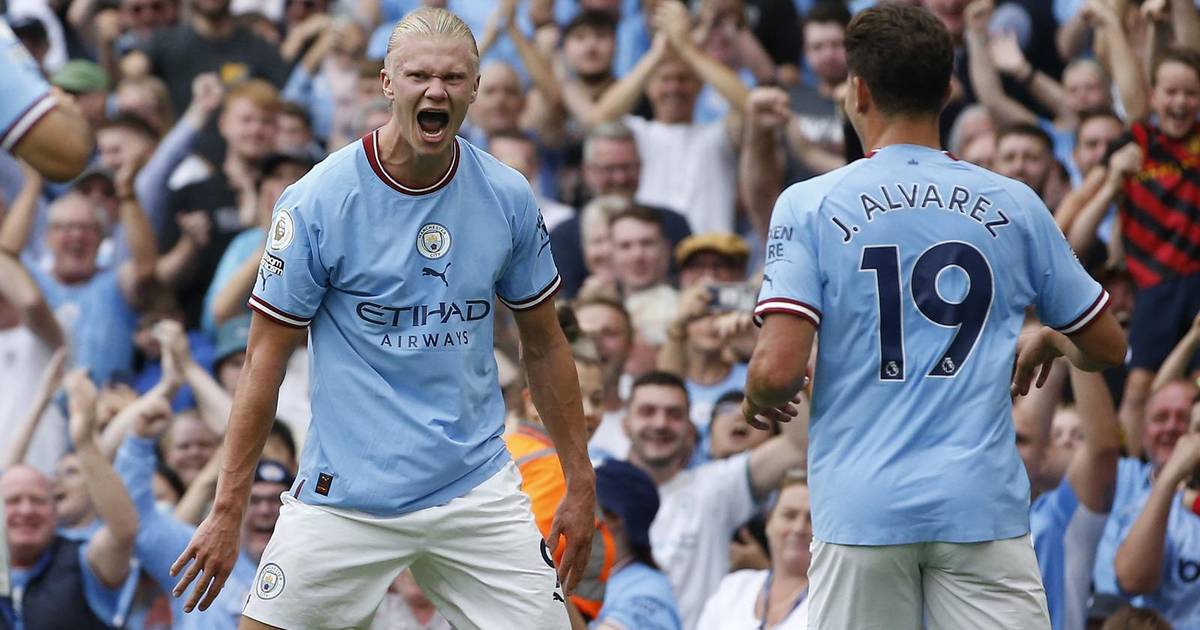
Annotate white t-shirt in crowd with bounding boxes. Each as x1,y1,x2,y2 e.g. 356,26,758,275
651,452,757,630
589,408,630,462
695,570,810,630
624,115,737,235
0,327,66,474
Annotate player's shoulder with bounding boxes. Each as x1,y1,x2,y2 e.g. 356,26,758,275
777,159,874,216
277,140,362,218
457,137,534,204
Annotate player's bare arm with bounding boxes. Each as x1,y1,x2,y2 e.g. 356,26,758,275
743,314,813,430
513,298,596,595
1011,312,1125,396
170,313,305,613
12,93,94,182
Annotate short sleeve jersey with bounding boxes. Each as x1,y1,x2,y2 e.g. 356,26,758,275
592,562,682,630
757,145,1108,546
1111,493,1200,628
250,132,559,516
0,19,54,152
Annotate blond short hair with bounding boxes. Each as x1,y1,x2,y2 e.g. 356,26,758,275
385,7,479,69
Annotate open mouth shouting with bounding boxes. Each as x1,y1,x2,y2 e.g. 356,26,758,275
416,109,451,144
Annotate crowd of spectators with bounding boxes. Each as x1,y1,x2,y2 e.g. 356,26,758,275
0,0,1199,628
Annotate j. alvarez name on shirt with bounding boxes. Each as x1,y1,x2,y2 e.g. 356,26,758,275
357,299,491,349
830,183,1013,244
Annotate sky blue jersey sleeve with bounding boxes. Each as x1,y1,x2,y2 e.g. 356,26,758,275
1017,184,1109,334
249,189,329,327
0,19,55,153
115,435,202,589
755,184,824,328
77,539,138,627
495,191,560,311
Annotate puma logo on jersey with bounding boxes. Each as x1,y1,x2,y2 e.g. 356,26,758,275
422,262,451,287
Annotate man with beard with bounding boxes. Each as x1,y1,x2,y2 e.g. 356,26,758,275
622,371,806,629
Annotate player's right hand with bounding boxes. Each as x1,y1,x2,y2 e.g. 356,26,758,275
1010,326,1063,397
170,508,243,613
741,392,804,431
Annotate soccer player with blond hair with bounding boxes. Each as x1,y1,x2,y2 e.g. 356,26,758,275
170,7,594,629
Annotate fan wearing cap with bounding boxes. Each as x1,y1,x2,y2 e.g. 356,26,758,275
114,396,291,629
51,60,111,129
660,232,754,436
0,18,93,181
591,459,682,630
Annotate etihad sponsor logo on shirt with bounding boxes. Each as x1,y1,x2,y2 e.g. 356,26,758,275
355,299,491,328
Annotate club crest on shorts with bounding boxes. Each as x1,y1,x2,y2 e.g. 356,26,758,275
417,223,451,259
269,209,295,251
257,563,286,600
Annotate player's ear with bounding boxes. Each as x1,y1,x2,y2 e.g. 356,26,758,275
380,67,394,100
470,73,480,104
853,76,871,115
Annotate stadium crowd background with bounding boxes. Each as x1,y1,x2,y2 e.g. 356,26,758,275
0,0,1198,628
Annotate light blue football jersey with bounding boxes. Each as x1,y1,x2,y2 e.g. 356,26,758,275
1031,478,1108,630
757,144,1109,545
1111,493,1200,628
249,131,559,516
0,19,55,153
1093,457,1155,596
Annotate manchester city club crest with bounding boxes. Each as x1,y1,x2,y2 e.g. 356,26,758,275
416,223,451,259
257,563,286,600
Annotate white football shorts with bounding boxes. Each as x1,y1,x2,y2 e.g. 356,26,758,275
242,461,570,629
808,534,1050,630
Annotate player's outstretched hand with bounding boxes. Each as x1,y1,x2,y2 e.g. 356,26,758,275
741,393,804,431
548,479,596,595
170,507,243,613
1010,326,1065,397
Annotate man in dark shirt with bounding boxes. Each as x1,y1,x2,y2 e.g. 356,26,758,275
128,0,287,113
551,121,691,298
159,80,280,328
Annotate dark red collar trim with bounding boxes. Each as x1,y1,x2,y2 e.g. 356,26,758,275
362,129,459,195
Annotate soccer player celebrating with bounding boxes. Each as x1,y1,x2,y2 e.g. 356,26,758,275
170,7,594,629
745,5,1126,629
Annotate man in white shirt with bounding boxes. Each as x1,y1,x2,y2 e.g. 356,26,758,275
624,371,806,629
0,249,65,473
592,1,749,234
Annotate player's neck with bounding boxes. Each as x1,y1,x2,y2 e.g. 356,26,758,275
376,122,456,190
858,114,942,154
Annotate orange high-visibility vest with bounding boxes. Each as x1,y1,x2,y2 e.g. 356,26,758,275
505,423,615,619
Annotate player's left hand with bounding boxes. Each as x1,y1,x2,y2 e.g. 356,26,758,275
741,392,804,431
548,479,596,595
1010,326,1064,397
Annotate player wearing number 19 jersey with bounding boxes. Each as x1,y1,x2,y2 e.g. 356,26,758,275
744,5,1126,629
